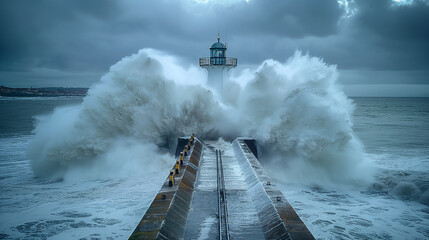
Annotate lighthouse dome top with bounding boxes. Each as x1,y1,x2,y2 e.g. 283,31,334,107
210,36,226,49
210,42,226,49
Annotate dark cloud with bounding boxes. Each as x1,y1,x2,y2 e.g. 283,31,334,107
239,0,342,37
0,0,121,71
0,0,343,71
0,0,428,89
346,0,429,70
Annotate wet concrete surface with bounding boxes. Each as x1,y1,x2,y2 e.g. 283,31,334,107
131,138,314,239
184,142,265,239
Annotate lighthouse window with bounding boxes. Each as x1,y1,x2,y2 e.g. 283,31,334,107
212,50,224,57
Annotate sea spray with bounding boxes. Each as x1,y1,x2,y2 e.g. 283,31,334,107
28,49,234,178
27,48,372,185
234,53,372,185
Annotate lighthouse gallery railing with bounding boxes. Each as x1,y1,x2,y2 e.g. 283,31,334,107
199,57,237,67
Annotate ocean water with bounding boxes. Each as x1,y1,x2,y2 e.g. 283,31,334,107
0,97,169,239
269,97,429,239
0,96,428,239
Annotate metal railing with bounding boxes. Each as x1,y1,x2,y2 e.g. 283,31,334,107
216,149,230,240
199,57,237,67
216,150,222,239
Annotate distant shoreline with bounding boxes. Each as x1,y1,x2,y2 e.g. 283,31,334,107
1,86,427,98
0,86,88,97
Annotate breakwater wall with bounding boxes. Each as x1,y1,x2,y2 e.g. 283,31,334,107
129,137,202,240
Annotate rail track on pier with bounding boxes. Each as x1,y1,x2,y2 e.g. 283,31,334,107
216,149,230,240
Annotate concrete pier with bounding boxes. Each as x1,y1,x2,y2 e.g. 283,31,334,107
130,137,314,240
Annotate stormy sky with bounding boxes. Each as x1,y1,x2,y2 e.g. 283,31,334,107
0,0,428,96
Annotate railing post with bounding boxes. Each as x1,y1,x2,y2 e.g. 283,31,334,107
180,152,184,165
169,170,175,187
175,160,180,174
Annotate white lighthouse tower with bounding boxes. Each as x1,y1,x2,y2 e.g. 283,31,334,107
199,35,237,93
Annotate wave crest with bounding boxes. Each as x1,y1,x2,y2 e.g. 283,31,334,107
28,49,371,184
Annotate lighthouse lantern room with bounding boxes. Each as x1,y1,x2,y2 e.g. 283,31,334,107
199,35,237,93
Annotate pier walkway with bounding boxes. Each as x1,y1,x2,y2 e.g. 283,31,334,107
129,137,314,240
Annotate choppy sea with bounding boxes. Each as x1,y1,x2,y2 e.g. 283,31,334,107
0,96,428,239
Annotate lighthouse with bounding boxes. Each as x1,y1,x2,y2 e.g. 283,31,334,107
199,35,237,93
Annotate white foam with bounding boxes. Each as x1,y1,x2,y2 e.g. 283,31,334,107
27,49,371,186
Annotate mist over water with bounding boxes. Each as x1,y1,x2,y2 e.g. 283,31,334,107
27,48,371,186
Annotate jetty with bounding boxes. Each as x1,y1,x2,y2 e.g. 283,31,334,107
129,136,315,240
